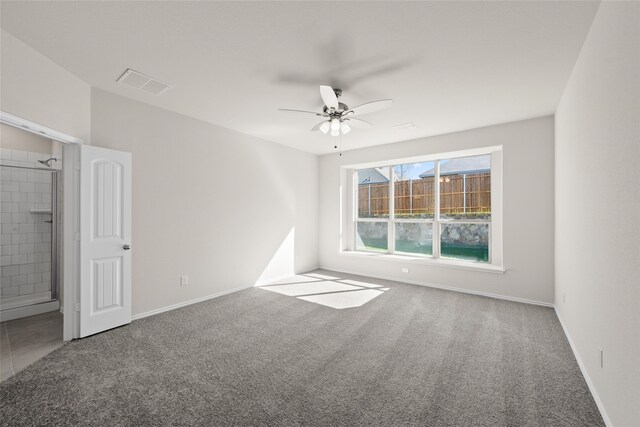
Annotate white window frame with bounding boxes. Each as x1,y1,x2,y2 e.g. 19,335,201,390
347,146,503,269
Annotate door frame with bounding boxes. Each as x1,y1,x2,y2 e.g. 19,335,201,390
62,143,81,340
0,112,84,341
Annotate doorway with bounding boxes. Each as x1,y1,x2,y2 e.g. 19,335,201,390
0,123,64,381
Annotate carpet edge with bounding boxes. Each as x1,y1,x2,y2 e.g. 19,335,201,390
555,307,612,426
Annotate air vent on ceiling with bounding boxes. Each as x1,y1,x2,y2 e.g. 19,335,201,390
116,68,171,95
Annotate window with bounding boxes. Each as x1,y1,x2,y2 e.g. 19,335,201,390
353,151,498,265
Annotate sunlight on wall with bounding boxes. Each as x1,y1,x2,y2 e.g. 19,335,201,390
258,273,390,309
255,228,295,286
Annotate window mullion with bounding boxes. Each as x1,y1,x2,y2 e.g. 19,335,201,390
353,169,357,251
434,160,441,259
388,166,395,254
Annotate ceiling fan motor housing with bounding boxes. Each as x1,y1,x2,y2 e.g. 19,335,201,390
323,102,349,116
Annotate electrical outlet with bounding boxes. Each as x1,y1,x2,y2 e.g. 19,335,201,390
180,275,188,286
401,268,409,273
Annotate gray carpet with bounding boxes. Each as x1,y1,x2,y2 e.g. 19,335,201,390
1,270,603,426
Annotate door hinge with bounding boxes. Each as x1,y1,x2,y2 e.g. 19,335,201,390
74,302,80,312
74,161,81,171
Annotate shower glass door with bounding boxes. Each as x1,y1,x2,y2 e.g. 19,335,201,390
0,165,58,311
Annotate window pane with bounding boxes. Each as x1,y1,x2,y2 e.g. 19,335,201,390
394,222,433,256
393,161,435,219
356,168,389,218
441,223,489,262
355,222,388,252
439,154,491,220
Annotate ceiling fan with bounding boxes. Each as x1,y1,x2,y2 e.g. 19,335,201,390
279,85,393,136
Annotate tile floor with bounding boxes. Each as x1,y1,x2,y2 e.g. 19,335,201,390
0,311,63,382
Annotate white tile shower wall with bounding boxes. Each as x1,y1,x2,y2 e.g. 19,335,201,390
0,148,57,301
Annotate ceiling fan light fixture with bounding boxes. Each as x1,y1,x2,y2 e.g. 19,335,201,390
279,85,393,138
319,121,331,134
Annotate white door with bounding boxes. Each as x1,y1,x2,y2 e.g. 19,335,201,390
80,145,132,337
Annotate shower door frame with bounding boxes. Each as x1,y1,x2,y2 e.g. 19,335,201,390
0,164,60,317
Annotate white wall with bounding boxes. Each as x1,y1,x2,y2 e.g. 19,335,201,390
0,124,52,154
90,89,318,316
555,2,640,425
0,30,91,143
319,116,555,304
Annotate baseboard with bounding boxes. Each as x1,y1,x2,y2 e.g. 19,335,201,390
0,300,60,322
554,308,612,426
131,284,254,321
320,266,554,307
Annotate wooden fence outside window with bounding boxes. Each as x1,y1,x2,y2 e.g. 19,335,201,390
358,172,491,218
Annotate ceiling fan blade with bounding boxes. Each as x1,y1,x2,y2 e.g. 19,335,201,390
345,99,393,116
320,85,339,109
345,117,373,129
278,108,324,116
311,120,329,131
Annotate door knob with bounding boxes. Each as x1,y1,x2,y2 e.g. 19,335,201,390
123,244,131,250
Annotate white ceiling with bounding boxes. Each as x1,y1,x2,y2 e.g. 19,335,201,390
0,1,599,155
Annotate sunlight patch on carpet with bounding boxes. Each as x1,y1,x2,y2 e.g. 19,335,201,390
258,274,390,308
297,289,385,309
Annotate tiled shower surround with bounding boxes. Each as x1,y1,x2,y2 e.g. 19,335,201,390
0,149,59,308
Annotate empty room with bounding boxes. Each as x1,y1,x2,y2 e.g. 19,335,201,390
0,1,638,426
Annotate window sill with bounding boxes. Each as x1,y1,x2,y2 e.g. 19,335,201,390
338,250,506,274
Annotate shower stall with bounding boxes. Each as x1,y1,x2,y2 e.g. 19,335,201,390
0,161,60,320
